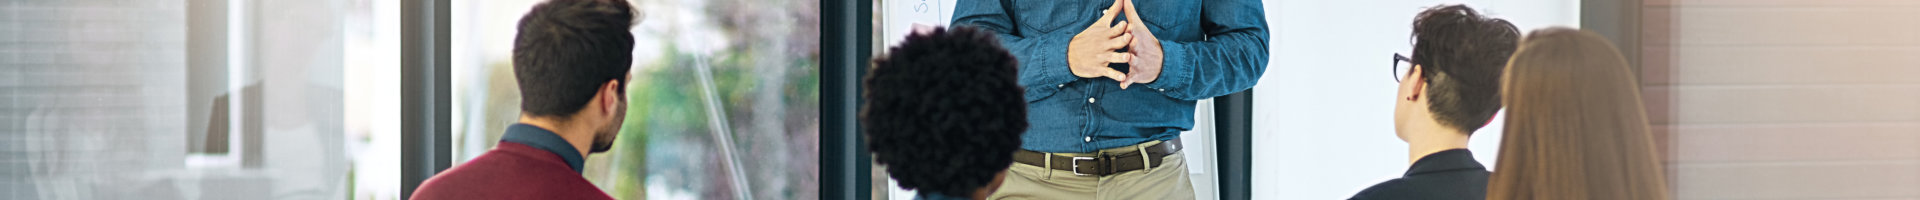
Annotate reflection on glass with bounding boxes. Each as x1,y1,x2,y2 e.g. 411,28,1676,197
0,0,400,199
450,0,819,199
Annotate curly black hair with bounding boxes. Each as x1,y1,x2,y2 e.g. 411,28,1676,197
1410,4,1520,135
861,26,1027,197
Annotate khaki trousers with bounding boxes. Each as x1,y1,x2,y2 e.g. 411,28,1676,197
989,141,1196,200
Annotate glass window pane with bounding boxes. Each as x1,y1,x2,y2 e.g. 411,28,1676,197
450,0,820,199
0,0,401,199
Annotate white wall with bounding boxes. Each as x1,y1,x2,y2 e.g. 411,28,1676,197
1252,0,1576,199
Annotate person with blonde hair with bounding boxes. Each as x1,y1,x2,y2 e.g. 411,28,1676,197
1488,27,1672,200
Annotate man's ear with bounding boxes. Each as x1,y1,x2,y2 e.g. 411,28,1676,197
599,79,621,116
1408,65,1427,100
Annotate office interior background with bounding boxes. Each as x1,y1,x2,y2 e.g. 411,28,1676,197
0,0,1914,199
2,0,818,199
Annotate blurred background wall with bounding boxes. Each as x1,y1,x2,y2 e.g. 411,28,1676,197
1,0,195,199
0,0,402,199
1643,0,1920,199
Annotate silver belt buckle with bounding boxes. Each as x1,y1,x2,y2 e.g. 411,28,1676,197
1070,156,1096,176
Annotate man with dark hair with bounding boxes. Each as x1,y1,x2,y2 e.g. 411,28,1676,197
410,0,636,199
864,26,1027,200
1351,4,1518,200
950,0,1267,198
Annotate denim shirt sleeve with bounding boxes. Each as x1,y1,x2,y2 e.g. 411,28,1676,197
1142,0,1269,101
952,0,1078,102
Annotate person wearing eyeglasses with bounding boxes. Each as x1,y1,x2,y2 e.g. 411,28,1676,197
949,0,1267,198
1349,4,1518,200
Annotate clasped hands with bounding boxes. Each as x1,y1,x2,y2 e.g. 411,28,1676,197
1068,0,1163,89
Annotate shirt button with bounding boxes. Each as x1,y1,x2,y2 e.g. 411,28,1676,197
1057,84,1064,88
1088,98,1097,103
1084,137,1092,142
1157,88,1166,92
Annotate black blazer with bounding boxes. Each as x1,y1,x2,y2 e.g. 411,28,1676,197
1348,149,1490,200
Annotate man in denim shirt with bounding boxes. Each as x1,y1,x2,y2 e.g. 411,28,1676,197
953,0,1266,198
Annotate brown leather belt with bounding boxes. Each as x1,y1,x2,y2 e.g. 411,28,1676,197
1012,139,1182,177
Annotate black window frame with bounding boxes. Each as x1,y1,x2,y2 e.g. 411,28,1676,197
399,0,451,199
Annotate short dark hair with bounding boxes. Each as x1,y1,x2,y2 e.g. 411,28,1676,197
512,0,636,118
1410,4,1519,134
861,26,1026,197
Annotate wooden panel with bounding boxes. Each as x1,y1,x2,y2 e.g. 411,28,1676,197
1641,6,1673,46
1655,0,1920,6
1670,46,1920,85
1652,125,1675,163
1671,7,1920,46
1670,123,1920,163
1649,0,1920,198
1671,86,1920,124
1642,86,1673,125
1673,162,1920,199
1638,46,1671,86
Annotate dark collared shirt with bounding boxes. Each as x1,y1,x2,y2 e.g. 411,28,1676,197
952,0,1269,153
409,124,611,200
915,192,972,200
1348,149,1489,200
500,123,586,173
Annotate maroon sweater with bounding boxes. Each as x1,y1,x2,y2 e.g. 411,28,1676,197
410,142,614,200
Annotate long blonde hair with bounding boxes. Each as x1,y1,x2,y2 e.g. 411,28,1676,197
1488,27,1671,200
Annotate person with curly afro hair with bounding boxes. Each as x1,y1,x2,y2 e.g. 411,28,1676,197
863,25,1027,200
